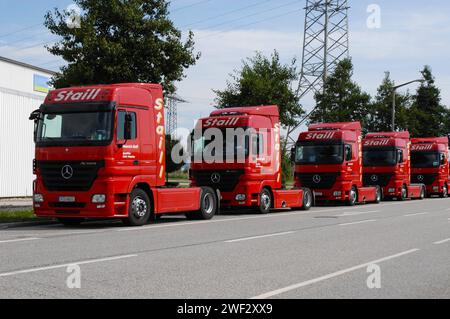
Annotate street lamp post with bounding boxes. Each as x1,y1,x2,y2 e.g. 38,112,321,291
391,79,424,132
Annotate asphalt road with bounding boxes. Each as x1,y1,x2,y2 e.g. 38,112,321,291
0,198,449,299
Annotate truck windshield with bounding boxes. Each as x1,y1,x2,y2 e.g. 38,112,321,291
363,148,397,166
411,152,440,168
192,128,250,162
36,111,113,146
295,143,344,165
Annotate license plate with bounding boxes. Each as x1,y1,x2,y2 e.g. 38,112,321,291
59,196,75,203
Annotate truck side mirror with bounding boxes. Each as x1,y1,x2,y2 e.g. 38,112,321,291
345,145,352,161
29,109,41,121
290,147,296,162
124,113,133,140
440,153,446,165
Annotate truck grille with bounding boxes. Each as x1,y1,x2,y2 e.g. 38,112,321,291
36,161,104,191
191,170,244,192
295,173,340,189
363,173,393,187
411,174,438,185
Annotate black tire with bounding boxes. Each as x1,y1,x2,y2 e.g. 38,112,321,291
258,188,272,214
57,217,84,226
186,187,217,220
399,185,408,201
441,184,448,198
374,186,382,204
300,188,313,211
123,188,151,226
346,186,358,206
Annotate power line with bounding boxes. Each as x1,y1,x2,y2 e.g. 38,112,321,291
195,0,300,32
0,23,43,39
197,7,302,40
171,0,213,13
180,0,272,28
0,30,51,48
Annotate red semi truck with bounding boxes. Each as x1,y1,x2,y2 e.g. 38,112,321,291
29,83,218,226
189,105,313,214
411,137,449,197
293,122,381,206
362,132,426,200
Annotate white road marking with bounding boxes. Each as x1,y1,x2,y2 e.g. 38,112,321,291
0,254,137,278
0,238,41,244
433,238,450,245
251,249,420,299
404,212,429,217
339,220,376,226
117,208,340,232
225,231,296,243
338,210,380,217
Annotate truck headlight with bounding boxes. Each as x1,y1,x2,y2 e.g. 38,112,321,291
433,186,439,192
388,188,395,193
333,191,342,197
92,194,106,204
34,194,44,203
235,194,246,201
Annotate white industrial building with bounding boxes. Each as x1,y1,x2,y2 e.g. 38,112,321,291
0,56,55,198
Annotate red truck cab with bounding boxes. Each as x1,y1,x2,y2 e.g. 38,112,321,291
189,105,312,213
30,83,218,226
411,137,449,197
293,122,381,205
362,132,426,200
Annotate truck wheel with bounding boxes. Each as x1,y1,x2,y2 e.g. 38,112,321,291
186,187,217,220
399,185,408,201
258,188,272,214
375,186,382,203
441,185,448,198
57,218,84,226
346,187,357,206
300,188,313,211
420,186,426,200
123,188,151,226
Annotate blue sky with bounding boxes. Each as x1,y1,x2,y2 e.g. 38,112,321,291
1,0,449,132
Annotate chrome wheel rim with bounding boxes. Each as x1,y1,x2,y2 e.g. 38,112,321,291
261,192,271,210
376,189,381,202
132,196,147,218
350,189,356,204
402,187,407,199
203,193,214,215
304,191,312,208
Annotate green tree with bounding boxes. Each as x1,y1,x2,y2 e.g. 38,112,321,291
407,66,450,137
310,58,371,131
214,51,304,128
44,0,199,93
213,51,304,185
366,72,412,133
165,134,184,177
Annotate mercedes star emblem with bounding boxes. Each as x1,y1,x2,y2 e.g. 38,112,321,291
211,173,221,184
371,175,379,182
417,175,424,182
61,165,74,180
312,175,321,184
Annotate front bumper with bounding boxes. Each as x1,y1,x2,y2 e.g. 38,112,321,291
33,178,127,218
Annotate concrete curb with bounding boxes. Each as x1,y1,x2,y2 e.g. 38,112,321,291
0,219,57,230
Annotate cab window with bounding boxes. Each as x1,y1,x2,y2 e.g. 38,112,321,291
117,111,137,140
